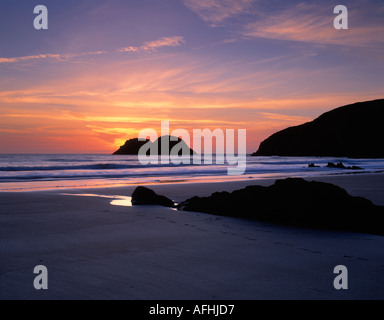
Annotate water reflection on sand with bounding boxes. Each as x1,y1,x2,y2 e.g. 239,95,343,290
61,193,132,207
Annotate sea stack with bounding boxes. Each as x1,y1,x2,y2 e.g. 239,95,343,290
113,135,196,155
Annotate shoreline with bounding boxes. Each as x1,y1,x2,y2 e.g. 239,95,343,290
1,172,384,299
2,171,383,206
1,154,383,193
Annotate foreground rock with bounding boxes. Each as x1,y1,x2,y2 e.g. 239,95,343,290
132,186,174,207
177,178,384,235
252,99,384,158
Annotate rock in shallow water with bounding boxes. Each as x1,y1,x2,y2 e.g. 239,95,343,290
177,178,384,235
131,186,174,207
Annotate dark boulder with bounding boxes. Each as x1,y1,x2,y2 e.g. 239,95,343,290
132,186,174,207
177,178,384,235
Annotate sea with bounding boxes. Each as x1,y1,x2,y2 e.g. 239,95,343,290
0,154,383,192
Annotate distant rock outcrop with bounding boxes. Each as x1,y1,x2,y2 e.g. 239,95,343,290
325,162,363,170
177,178,384,235
252,99,384,158
113,136,196,155
131,186,174,207
307,163,320,168
113,138,149,155
307,162,363,170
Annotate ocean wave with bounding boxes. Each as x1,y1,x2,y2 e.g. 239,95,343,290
0,166,374,183
0,162,196,172
0,154,383,187
0,169,225,182
0,163,137,172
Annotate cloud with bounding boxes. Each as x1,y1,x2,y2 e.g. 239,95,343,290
118,46,140,53
0,51,105,64
243,3,384,47
183,0,255,25
143,36,186,50
119,36,185,53
183,1,384,47
259,112,312,123
0,36,185,64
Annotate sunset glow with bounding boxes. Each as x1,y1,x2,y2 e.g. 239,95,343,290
1,0,383,153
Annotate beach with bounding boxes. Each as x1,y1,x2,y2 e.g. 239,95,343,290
1,173,384,300
2,0,384,303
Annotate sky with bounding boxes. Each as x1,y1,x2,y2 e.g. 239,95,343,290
0,0,383,153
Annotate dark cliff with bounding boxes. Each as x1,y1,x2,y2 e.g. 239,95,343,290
252,99,384,158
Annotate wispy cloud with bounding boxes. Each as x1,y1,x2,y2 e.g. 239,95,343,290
243,3,384,47
119,36,185,53
118,46,141,53
0,51,105,64
142,36,186,51
183,0,255,25
183,0,384,47
0,36,185,64
259,112,312,123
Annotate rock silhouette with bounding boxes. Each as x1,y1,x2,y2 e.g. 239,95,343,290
113,136,196,155
131,186,174,207
308,163,320,168
325,162,363,170
177,178,384,235
252,99,384,158
307,162,363,169
113,138,149,155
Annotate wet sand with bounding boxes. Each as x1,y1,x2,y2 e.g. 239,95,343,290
1,173,384,299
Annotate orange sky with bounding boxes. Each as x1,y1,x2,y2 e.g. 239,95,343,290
1,1,383,153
